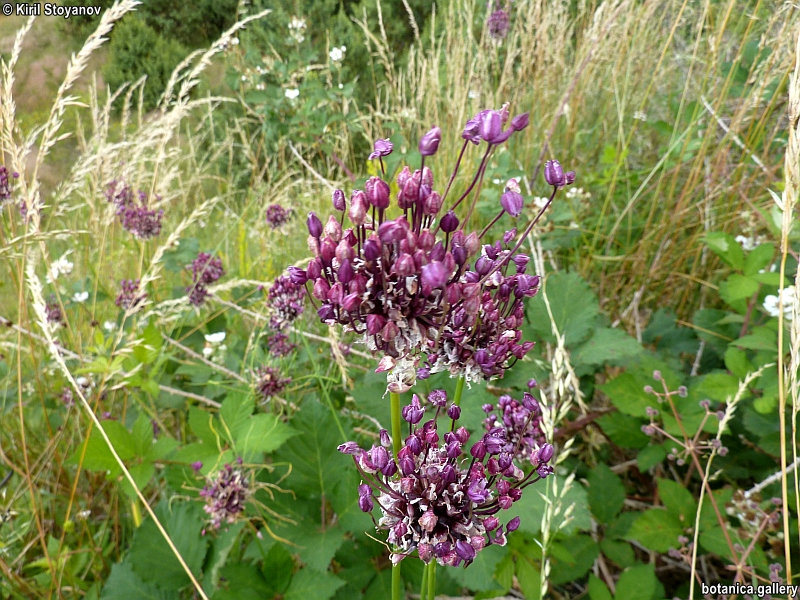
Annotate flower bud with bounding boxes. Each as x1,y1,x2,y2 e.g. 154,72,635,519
307,259,322,281
480,110,503,143
405,434,422,455
485,516,499,532
368,138,393,160
338,260,354,283
544,160,565,187
317,304,334,321
379,219,407,244
313,278,330,300
394,253,416,277
381,460,397,477
366,314,386,335
501,190,524,217
363,237,381,261
475,256,493,276
380,429,391,447
446,440,462,458
447,404,461,420
336,239,354,263
421,261,448,289
381,321,400,341
511,113,530,131
342,292,361,312
287,266,308,285
325,215,342,241
423,191,443,215
470,440,487,459
399,455,415,476
440,210,459,233
307,212,323,237
565,171,576,185
419,126,442,156
349,190,367,225
332,189,346,211
366,176,390,209
370,446,389,470
538,443,554,463
455,540,476,562
337,441,361,454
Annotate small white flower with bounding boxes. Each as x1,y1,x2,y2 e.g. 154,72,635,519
569,222,579,229
103,321,116,332
633,111,647,121
763,286,797,320
241,75,247,81
338,83,343,89
735,235,756,251
76,510,91,520
205,332,226,344
533,196,549,210
72,291,89,303
231,37,239,45
285,88,299,99
202,347,214,357
47,251,74,284
329,46,345,62
492,178,501,185
468,90,480,99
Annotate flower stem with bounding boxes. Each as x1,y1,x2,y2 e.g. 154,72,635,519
454,376,465,406
420,563,429,600
390,391,403,600
427,560,437,599
390,391,402,458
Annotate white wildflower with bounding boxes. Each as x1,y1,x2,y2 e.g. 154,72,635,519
47,251,74,284
329,46,345,62
72,291,89,303
468,90,480,99
205,332,226,344
533,197,549,210
633,111,647,121
285,88,299,100
763,286,797,320
735,235,756,251
103,321,116,332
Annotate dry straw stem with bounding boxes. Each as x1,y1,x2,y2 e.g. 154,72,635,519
777,22,800,586
688,364,773,599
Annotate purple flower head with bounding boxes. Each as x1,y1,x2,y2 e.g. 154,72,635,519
266,204,292,229
307,212,323,238
201,465,249,530
254,366,291,401
0,166,17,204
186,253,224,307
419,126,442,156
265,332,296,357
544,160,567,187
428,389,448,407
45,297,63,327
482,393,546,463
487,8,510,40
346,401,537,567
369,138,394,160
401,394,425,424
115,279,146,311
510,113,529,131
106,181,164,239
191,461,203,472
267,273,306,329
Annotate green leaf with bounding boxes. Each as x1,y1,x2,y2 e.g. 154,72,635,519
587,574,613,600
720,274,760,304
330,468,374,533
549,534,599,585
724,347,753,379
447,543,506,592
636,445,666,471
261,544,294,596
283,568,345,600
234,413,297,462
596,412,649,449
69,422,136,475
363,569,392,600
598,373,652,418
614,564,657,600
572,328,643,367
733,331,778,351
212,561,272,600
695,372,740,403
657,478,697,526
587,464,625,524
274,402,351,499
505,476,591,535
526,272,599,346
626,509,682,553
203,522,245,596
219,392,256,444
119,462,155,499
127,501,208,590
132,413,154,457
292,525,345,572
515,556,541,599
743,243,775,276
189,406,221,448
703,232,744,270
101,562,177,600
600,539,635,568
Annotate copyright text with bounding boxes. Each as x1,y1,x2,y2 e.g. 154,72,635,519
2,3,103,18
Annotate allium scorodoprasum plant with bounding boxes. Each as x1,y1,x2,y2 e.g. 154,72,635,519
338,389,554,567
290,107,573,393
287,107,574,599
105,180,164,240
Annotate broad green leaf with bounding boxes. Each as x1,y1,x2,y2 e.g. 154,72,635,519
234,413,297,461
219,392,256,443
515,556,541,599
703,232,744,270
363,569,393,600
549,534,599,585
69,422,136,475
447,543,506,592
283,568,345,600
292,525,345,572
636,445,666,471
614,564,657,600
505,476,591,535
274,401,350,499
212,561,272,600
119,462,155,499
733,329,779,352
657,478,697,526
598,373,651,417
128,501,208,590
720,274,760,304
724,347,753,379
189,406,220,447
596,412,650,449
572,328,643,367
600,539,635,568
626,509,682,553
132,413,154,457
588,464,625,524
261,544,294,597
203,522,245,596
743,243,775,276
101,562,177,600
526,272,599,346
695,372,740,403
587,574,613,600
144,437,178,462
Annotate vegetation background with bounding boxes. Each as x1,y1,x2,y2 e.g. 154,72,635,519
0,0,798,598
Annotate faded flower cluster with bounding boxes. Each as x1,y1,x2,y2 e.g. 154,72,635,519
267,274,306,330
200,463,249,531
338,389,554,566
187,252,224,307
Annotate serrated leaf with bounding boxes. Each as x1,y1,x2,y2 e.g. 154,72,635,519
657,478,697,526
505,476,591,535
743,243,775,276
219,393,255,444
720,274,760,303
515,556,541,599
703,232,744,270
724,347,753,379
636,445,666,471
274,402,350,499
132,413,154,457
447,543,506,592
732,332,777,351
526,272,599,346
101,562,177,600
283,568,345,600
587,574,613,600
596,412,650,449
572,328,643,366
119,462,155,499
598,373,651,417
261,543,294,596
587,464,625,524
292,525,345,572
69,422,136,475
212,561,272,600
695,372,740,403
189,406,220,447
234,413,297,462
599,539,635,568
549,534,599,585
127,501,208,590
203,522,245,596
626,509,682,553
614,564,657,600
